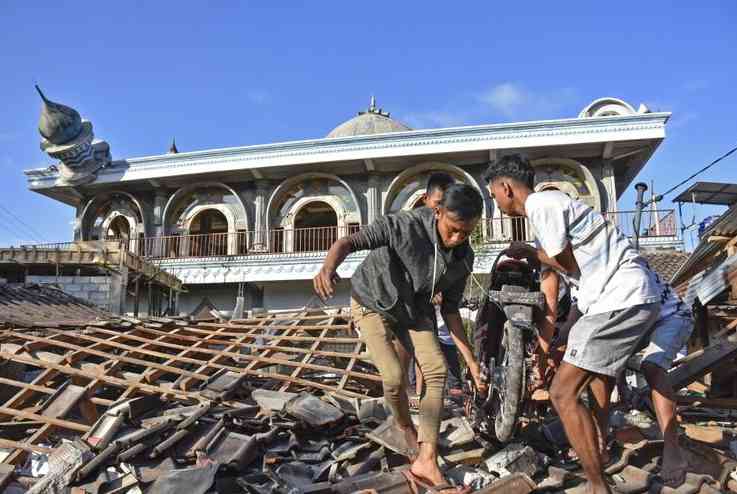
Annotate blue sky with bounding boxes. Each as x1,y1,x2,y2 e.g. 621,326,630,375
1,2,735,249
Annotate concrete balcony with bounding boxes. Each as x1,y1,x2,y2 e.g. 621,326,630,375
132,210,682,284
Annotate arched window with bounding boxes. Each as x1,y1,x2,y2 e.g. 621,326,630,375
293,201,338,252
189,209,229,256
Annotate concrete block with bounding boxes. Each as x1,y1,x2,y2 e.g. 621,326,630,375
484,443,543,478
252,389,297,412
89,294,110,304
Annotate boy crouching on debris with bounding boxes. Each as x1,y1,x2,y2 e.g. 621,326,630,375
484,154,661,494
313,183,486,493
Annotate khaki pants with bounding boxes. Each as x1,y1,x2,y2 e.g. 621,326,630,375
351,298,447,444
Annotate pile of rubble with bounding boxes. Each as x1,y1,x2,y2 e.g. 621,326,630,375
0,286,735,493
4,384,737,493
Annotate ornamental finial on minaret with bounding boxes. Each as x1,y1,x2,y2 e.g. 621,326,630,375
35,85,110,185
36,85,84,146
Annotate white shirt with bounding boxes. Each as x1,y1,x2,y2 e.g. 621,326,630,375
649,268,691,322
435,306,454,345
525,190,659,315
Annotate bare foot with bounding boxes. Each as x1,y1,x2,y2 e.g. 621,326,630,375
660,448,687,487
410,454,445,486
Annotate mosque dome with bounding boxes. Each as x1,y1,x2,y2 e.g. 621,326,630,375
327,97,411,138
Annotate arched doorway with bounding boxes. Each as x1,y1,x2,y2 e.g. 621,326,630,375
106,216,130,242
293,201,338,252
190,209,229,256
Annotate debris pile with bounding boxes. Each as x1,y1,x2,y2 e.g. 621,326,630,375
0,285,735,493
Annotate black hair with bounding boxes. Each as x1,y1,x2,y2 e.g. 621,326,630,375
425,172,455,195
482,154,535,189
440,184,483,221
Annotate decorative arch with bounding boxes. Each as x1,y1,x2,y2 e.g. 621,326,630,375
181,204,237,235
531,158,603,211
80,191,147,252
266,172,363,228
382,162,489,219
101,211,135,239
282,196,348,229
578,97,636,118
289,199,340,252
162,182,249,234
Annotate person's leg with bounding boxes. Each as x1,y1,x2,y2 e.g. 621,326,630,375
351,300,417,449
394,339,413,392
440,343,463,391
550,363,611,494
406,326,448,486
639,315,692,486
588,375,614,464
556,303,661,493
415,362,424,397
641,362,686,483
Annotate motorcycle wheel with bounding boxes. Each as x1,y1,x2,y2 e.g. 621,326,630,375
493,320,525,443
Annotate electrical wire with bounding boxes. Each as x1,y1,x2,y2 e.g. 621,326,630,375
0,210,41,243
656,144,737,203
0,219,35,244
0,204,46,243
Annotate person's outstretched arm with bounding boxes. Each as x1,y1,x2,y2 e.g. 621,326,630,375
313,216,394,302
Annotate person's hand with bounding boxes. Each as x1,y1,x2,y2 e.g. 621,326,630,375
536,335,551,355
506,242,536,261
313,267,339,302
431,292,443,306
467,361,487,395
534,344,562,387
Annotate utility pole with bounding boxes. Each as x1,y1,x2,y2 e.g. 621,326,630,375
633,182,649,250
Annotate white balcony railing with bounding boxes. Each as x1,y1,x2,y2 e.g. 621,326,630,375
128,210,678,261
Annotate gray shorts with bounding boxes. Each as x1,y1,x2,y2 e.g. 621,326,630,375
563,302,661,377
639,314,693,370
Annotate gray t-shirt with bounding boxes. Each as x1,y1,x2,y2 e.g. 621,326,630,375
525,190,659,315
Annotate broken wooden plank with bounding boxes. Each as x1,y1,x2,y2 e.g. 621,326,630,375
0,406,89,432
669,336,737,390
676,396,737,409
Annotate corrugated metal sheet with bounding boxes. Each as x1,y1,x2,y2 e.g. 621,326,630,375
671,202,737,285
699,254,737,304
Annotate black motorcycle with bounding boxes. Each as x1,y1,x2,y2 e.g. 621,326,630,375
466,250,547,443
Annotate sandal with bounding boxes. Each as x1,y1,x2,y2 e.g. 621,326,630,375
657,459,688,488
408,394,420,410
401,470,471,494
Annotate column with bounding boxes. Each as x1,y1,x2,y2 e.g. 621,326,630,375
601,162,617,214
152,190,168,257
366,174,382,225
253,181,270,251
73,206,84,241
109,266,129,315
